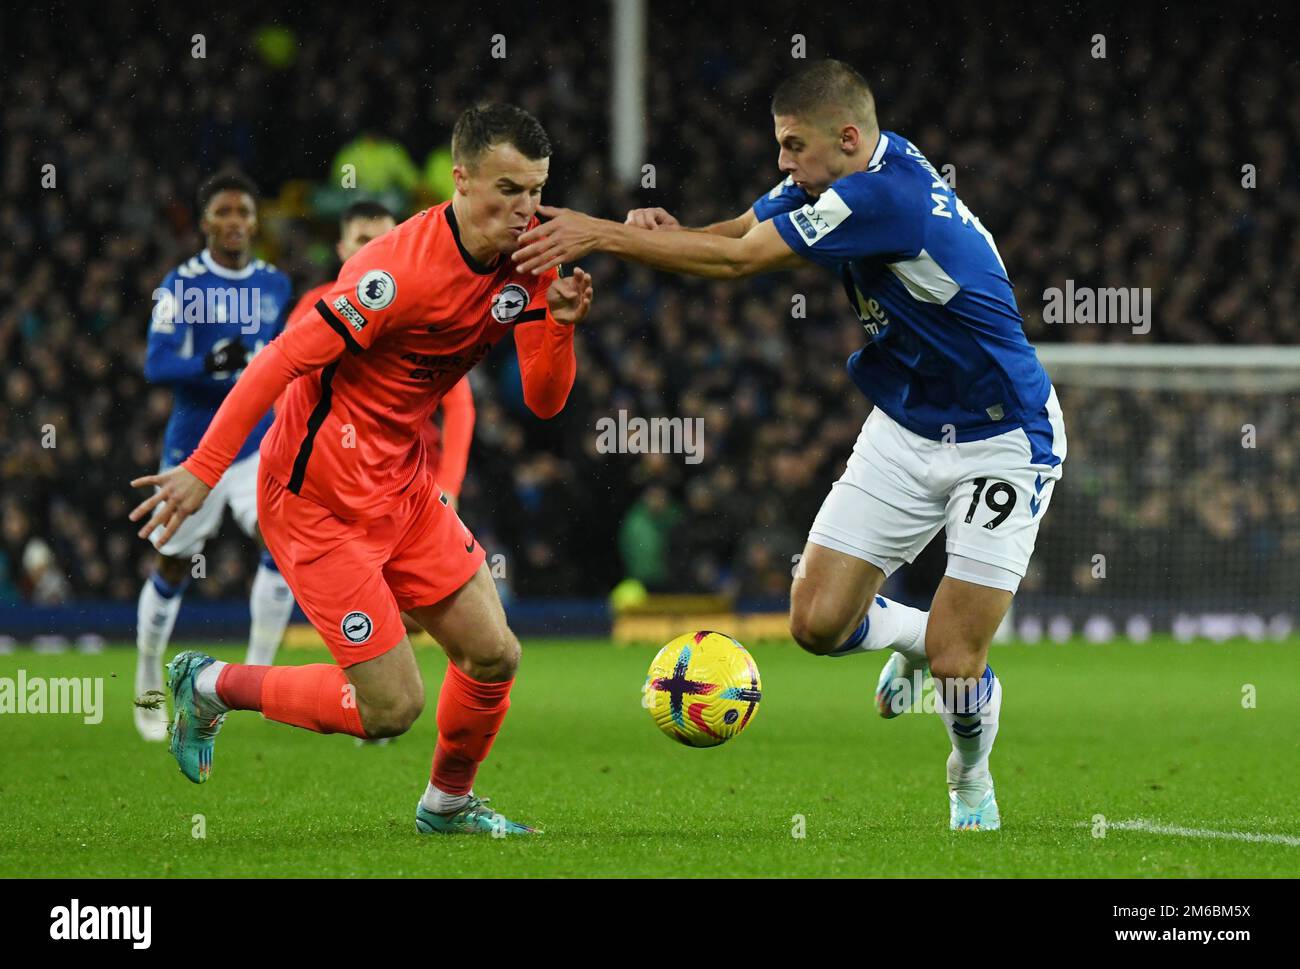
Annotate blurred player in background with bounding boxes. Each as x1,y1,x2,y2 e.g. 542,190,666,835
291,201,476,510
288,200,398,317
131,104,593,835
514,60,1067,832
135,172,296,741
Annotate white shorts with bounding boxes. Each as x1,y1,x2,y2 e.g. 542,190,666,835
150,451,261,559
808,389,1067,593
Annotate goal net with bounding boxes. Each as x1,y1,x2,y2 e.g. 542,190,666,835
1014,345,1300,643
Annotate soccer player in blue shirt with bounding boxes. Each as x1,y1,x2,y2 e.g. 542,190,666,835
513,60,1067,831
135,172,296,741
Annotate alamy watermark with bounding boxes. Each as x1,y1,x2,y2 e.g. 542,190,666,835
0,669,103,724
595,410,704,465
50,899,150,949
1042,280,1151,335
152,278,272,336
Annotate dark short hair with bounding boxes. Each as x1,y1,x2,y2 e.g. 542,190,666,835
340,199,395,232
451,103,551,169
771,59,877,128
196,170,259,215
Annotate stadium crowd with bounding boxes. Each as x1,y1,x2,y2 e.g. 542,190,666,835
3,1,1297,608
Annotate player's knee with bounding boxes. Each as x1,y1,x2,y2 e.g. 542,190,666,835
361,684,425,738
395,696,425,734
364,700,423,738
462,628,520,682
788,609,845,656
927,645,985,685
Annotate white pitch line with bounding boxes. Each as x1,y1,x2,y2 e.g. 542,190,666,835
1104,818,1300,847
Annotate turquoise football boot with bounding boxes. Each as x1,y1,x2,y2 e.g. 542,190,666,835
875,651,928,719
949,786,1001,831
948,757,1001,832
165,651,226,784
415,795,540,836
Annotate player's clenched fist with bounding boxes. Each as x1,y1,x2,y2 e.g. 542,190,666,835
546,266,594,325
129,464,212,548
624,208,681,231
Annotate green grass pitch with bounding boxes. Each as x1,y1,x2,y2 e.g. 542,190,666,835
2,638,1298,877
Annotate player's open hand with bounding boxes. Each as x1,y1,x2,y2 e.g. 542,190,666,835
625,207,681,231
129,465,212,548
546,267,594,325
514,206,604,275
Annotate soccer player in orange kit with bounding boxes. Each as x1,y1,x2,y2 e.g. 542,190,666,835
289,200,477,512
292,202,474,694
130,104,593,835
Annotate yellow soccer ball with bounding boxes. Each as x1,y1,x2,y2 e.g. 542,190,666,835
642,631,762,747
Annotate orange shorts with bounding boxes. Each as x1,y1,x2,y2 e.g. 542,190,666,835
257,468,485,666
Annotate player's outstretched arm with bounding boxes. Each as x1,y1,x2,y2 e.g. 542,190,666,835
129,314,349,547
624,207,757,238
514,206,800,280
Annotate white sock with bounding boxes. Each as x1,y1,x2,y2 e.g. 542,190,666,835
137,574,186,669
934,666,1001,800
421,781,470,816
193,660,230,714
829,596,928,665
246,560,295,666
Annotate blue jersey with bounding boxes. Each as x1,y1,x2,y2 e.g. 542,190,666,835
755,132,1054,454
145,249,292,468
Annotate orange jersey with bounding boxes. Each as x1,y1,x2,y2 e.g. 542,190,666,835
184,201,574,521
288,262,477,498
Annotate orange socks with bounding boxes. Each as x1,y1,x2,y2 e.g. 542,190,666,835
430,662,513,796
215,659,510,758
215,663,269,711
217,662,367,737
